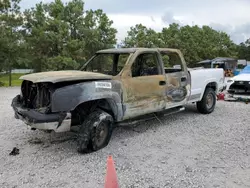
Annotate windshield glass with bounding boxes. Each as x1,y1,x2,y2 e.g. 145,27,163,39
81,53,130,76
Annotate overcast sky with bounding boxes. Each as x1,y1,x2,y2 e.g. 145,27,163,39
20,0,250,44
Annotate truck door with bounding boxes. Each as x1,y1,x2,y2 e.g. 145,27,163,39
159,50,189,108
121,51,167,120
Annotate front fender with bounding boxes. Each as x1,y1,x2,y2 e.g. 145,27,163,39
51,80,123,120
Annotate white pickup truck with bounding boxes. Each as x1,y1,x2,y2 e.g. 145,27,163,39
11,48,225,153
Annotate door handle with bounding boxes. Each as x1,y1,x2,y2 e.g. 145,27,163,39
181,77,187,82
159,81,166,85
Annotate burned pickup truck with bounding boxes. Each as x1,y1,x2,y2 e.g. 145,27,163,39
11,48,225,153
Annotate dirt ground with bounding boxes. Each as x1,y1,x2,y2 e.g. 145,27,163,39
0,87,250,188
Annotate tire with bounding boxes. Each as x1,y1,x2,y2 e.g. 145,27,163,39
77,109,113,154
196,87,216,114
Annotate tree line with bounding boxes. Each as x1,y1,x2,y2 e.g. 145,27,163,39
1,0,250,74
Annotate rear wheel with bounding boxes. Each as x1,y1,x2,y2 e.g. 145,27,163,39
197,88,216,114
77,109,113,154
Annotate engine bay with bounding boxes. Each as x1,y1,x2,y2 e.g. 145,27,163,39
20,80,53,113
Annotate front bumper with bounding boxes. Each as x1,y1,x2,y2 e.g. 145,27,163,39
11,95,72,133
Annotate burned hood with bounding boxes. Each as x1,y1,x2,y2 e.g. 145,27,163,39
19,70,112,83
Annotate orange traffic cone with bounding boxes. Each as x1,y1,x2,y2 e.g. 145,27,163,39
104,156,119,188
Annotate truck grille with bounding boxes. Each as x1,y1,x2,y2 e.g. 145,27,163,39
228,81,250,94
21,81,52,111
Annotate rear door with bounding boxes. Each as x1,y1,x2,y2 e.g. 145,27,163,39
121,51,167,120
159,49,189,108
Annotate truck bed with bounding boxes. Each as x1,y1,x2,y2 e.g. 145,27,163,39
187,68,225,103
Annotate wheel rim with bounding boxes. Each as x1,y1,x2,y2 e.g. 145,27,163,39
206,93,214,109
95,121,109,148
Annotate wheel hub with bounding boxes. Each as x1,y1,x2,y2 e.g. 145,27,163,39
95,122,108,147
206,93,214,109
99,130,105,137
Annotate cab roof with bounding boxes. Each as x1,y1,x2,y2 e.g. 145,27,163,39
96,48,181,54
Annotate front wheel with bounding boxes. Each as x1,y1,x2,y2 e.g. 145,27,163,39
77,109,114,154
196,88,216,114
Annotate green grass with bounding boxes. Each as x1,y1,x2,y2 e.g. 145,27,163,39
0,73,25,87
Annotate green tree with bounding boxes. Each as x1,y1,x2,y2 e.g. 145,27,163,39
124,23,238,66
123,24,162,47
23,0,117,71
23,0,79,71
160,23,182,48
238,39,250,61
83,9,117,59
0,0,23,86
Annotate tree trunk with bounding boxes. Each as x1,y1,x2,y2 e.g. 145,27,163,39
8,63,12,87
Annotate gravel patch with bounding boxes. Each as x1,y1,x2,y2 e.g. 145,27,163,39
0,87,250,188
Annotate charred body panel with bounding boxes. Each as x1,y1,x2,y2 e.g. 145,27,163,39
51,80,124,121
166,87,188,102
11,94,72,132
121,75,167,119
165,72,189,103
12,79,124,122
19,80,89,113
119,49,167,119
116,48,189,119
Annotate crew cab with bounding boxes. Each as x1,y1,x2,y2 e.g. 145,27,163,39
11,48,225,153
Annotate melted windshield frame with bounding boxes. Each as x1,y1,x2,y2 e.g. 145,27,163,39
80,52,132,76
